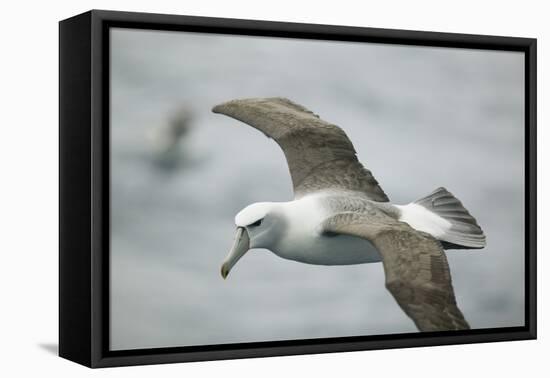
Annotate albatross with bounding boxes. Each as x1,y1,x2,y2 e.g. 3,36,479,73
213,97,486,332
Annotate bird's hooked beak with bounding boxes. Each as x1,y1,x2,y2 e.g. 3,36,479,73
221,227,250,279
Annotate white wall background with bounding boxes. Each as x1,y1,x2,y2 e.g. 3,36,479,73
0,0,546,376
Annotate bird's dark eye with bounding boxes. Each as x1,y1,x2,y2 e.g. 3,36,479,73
249,219,262,227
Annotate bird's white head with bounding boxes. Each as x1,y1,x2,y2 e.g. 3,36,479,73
221,202,285,279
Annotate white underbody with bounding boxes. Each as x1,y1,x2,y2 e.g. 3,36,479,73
265,193,377,265
277,231,383,265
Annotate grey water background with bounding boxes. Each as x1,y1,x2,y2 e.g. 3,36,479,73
110,28,525,350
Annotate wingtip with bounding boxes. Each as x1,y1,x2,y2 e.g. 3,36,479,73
212,99,244,115
211,103,225,114
212,97,297,115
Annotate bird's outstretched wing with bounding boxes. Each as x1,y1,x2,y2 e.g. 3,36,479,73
322,212,470,332
212,97,389,201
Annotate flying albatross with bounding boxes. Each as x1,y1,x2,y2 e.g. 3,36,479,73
212,97,486,332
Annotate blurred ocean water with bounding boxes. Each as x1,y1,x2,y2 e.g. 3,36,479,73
110,28,525,350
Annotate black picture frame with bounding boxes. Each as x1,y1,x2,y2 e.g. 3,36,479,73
59,9,537,368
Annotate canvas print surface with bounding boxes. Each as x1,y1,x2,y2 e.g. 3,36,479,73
109,28,525,351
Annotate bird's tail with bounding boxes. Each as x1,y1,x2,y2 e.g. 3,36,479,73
397,187,486,250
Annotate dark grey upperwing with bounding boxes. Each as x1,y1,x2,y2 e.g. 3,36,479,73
322,212,470,332
212,97,389,201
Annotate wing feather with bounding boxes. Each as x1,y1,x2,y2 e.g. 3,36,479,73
213,97,389,201
322,212,470,332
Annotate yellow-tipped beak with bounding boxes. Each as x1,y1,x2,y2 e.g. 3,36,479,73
220,227,250,279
